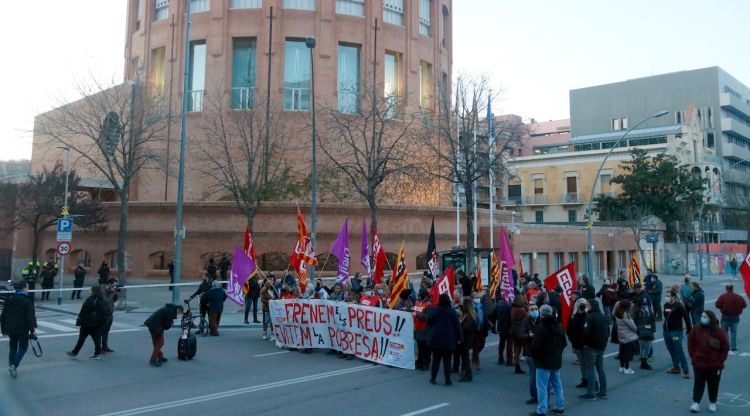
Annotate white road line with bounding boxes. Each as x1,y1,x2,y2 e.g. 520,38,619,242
399,403,450,416
254,351,290,357
603,338,664,358
36,321,77,332
59,319,78,325
98,365,376,416
0,328,144,342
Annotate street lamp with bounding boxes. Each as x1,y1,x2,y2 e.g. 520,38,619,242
306,35,317,283
697,159,746,281
585,110,669,279
56,146,71,306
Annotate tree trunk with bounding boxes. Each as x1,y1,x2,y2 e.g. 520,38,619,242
116,190,129,305
464,183,475,273
368,195,378,233
246,206,255,231
31,228,41,264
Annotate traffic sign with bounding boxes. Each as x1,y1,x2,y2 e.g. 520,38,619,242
57,217,73,242
57,242,71,256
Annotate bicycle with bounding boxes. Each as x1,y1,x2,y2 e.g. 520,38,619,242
182,298,209,337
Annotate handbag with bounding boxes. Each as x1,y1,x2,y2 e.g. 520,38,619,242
707,330,721,350
637,324,654,340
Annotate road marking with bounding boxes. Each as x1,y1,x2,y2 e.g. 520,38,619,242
254,351,290,357
36,321,77,332
98,365,376,416
0,328,144,342
604,338,664,358
59,318,78,325
399,403,449,416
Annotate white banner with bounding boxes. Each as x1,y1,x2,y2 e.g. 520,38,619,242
269,299,415,369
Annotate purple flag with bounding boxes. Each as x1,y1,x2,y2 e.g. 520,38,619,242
331,219,350,284
229,245,256,306
499,226,516,302
360,218,370,276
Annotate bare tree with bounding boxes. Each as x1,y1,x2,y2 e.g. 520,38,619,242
318,77,425,229
195,87,303,228
34,77,171,299
421,73,527,272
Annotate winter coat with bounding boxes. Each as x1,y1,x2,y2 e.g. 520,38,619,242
715,292,747,318
460,313,476,347
647,279,663,300
566,312,587,351
597,283,619,307
426,305,462,351
547,291,563,321
74,266,86,285
246,277,261,298
686,288,705,314
519,316,539,357
260,283,277,312
204,287,227,313
100,285,118,318
413,299,432,341
615,313,639,344
633,307,656,340
144,304,180,335
531,315,567,370
688,323,730,370
680,283,693,303
76,295,105,328
491,300,512,335
583,301,609,350
663,301,692,333
0,292,36,337
510,305,528,337
41,269,55,289
580,283,596,300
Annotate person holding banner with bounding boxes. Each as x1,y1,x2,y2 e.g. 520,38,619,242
427,294,462,386
413,288,433,371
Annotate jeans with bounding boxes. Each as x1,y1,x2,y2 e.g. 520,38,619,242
430,348,452,383
583,346,607,396
536,368,565,414
721,316,739,350
664,330,689,372
72,326,102,356
574,349,586,381
652,299,662,320
8,335,29,368
100,316,113,348
690,310,703,327
244,295,259,322
459,344,472,380
527,357,538,399
498,331,512,362
693,368,722,403
639,340,653,358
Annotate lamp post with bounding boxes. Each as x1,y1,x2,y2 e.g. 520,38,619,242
57,146,71,305
697,159,746,281
172,0,192,305
306,35,317,283
585,110,669,280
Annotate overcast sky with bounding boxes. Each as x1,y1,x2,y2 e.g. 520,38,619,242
2,0,749,161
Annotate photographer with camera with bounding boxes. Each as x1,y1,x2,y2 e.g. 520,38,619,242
1,281,37,378
100,277,119,353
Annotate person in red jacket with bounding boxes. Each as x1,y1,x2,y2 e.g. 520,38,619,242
687,310,729,413
413,288,433,370
715,284,747,352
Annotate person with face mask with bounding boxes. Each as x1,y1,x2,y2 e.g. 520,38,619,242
519,303,540,405
581,299,609,400
687,310,729,413
359,286,382,308
664,290,692,378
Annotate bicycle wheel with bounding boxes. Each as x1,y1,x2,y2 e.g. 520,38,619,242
198,318,209,337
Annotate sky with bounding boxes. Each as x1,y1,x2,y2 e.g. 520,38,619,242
1,0,749,161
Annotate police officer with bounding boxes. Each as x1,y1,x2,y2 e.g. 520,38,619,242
22,262,37,301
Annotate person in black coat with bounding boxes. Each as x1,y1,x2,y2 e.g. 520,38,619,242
40,265,54,301
567,298,589,388
144,303,182,366
1,281,37,378
67,286,105,359
205,281,227,336
188,275,213,319
427,294,462,386
531,305,567,416
581,299,609,399
206,257,218,280
97,261,110,285
458,300,477,382
72,263,86,300
491,297,513,365
219,256,231,281
244,275,261,324
548,286,564,322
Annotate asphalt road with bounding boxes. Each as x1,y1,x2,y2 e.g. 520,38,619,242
2,275,750,416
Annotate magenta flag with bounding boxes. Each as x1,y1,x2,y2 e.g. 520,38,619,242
331,219,350,283
360,218,370,276
499,226,516,302
229,245,256,306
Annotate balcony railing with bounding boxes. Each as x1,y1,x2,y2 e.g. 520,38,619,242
232,86,254,110
524,195,548,205
560,193,582,204
284,87,310,111
188,90,204,112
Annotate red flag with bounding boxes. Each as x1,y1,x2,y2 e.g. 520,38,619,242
372,226,386,285
739,251,750,300
430,265,455,302
387,242,408,309
518,256,524,278
290,208,317,292
488,252,500,298
243,226,257,263
543,262,577,330
475,258,483,292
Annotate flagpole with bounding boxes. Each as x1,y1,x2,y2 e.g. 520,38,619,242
473,114,478,255
455,110,460,247
488,93,494,251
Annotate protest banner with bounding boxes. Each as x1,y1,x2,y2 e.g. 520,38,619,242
268,299,415,369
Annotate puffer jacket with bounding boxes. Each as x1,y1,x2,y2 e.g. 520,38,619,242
615,313,639,344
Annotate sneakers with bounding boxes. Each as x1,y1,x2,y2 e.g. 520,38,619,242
525,398,538,405
618,367,625,373
579,394,597,401
158,357,168,363
66,351,77,358
690,402,700,413
708,403,717,412
596,393,608,400
90,354,102,360
623,368,635,375
8,365,17,379
149,360,162,367
262,334,268,340
575,380,588,388
683,371,691,379
667,367,681,374
243,320,249,325
102,347,114,353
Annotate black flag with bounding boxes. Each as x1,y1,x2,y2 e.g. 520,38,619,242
427,217,439,277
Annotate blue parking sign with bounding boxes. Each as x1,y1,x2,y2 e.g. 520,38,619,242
57,217,73,242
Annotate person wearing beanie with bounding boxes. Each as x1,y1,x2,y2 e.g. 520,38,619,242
530,304,567,416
